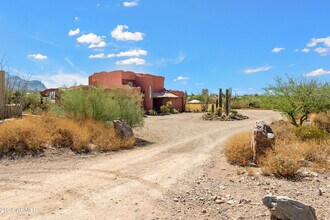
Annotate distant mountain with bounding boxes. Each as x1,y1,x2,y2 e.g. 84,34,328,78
5,74,47,92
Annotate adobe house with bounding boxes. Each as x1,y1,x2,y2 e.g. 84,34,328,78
89,70,185,112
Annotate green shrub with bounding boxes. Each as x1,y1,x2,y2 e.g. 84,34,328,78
293,125,328,141
166,101,173,110
216,107,222,116
160,105,170,114
60,87,144,127
147,109,157,116
172,109,179,114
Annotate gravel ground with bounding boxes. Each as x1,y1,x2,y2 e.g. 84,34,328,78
0,110,328,219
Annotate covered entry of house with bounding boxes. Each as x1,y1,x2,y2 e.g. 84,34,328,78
153,90,183,112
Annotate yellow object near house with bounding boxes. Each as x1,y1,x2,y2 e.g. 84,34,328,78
185,100,214,112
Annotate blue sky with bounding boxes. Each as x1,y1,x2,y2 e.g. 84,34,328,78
0,0,329,94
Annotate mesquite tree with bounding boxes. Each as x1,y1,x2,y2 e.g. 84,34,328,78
265,75,330,126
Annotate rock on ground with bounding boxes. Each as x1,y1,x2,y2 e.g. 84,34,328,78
262,195,317,220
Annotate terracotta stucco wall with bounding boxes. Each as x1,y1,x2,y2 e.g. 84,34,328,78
169,90,185,112
89,71,123,88
88,70,186,111
135,75,154,110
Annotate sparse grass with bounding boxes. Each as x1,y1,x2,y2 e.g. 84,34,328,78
0,114,136,158
223,131,253,166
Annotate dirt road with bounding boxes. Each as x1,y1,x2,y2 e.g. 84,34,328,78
0,110,281,219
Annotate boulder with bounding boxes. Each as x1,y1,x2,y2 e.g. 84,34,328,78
262,196,317,220
252,121,275,163
113,118,134,139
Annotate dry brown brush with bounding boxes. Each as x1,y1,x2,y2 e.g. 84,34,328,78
0,115,136,158
224,121,329,178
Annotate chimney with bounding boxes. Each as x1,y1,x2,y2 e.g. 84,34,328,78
0,70,5,119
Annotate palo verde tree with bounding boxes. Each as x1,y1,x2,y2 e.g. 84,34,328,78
265,75,330,126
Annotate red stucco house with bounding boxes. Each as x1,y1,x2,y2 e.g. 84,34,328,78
89,70,185,112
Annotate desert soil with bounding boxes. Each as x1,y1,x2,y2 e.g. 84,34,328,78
0,110,329,220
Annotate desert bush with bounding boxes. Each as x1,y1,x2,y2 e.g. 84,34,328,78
166,101,173,111
224,119,329,178
147,109,157,116
229,110,238,118
0,117,50,157
110,88,144,126
0,114,137,157
311,111,330,132
270,120,296,143
223,131,253,166
293,125,328,141
260,144,301,178
83,119,135,151
51,118,90,153
60,87,144,127
160,105,170,114
298,141,330,165
172,109,179,114
216,107,222,116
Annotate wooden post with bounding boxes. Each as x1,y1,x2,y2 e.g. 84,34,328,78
215,99,218,108
0,70,5,119
211,104,214,113
219,88,222,109
225,89,229,116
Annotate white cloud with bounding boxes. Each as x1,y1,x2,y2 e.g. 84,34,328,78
28,54,48,60
196,82,204,86
272,47,285,53
174,76,189,81
89,53,105,59
77,33,106,48
301,48,310,53
88,41,107,48
96,3,100,7
314,47,328,55
115,58,146,65
307,37,330,48
304,68,330,77
244,66,272,74
107,54,116,58
306,36,330,56
175,53,185,64
75,16,79,22
116,49,147,57
68,28,80,36
33,71,87,88
111,25,144,41
123,1,138,7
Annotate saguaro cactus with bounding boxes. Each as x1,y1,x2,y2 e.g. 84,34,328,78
0,70,5,119
219,88,222,109
225,89,230,116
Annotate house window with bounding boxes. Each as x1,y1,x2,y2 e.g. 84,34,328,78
127,82,133,87
149,86,152,99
